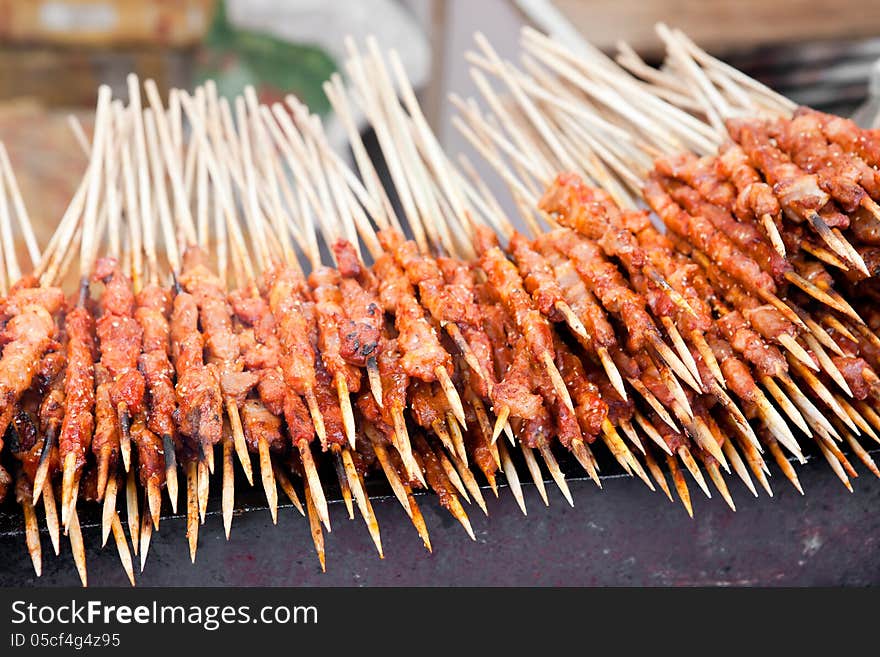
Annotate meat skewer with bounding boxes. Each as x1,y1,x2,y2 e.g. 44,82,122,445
771,112,880,219
182,91,288,530
473,226,575,412
727,118,869,275
2,99,121,585
657,149,861,320
126,132,179,514
243,91,392,549
246,104,390,540
714,142,787,256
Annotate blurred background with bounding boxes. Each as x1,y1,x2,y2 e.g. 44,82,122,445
1,0,880,253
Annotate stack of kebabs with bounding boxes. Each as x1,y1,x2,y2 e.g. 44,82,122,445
1,27,879,587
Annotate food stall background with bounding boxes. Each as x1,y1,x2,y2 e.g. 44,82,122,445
2,0,880,246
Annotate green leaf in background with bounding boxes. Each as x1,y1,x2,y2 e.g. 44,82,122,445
197,0,337,114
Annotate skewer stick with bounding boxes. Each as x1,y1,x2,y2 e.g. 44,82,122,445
110,512,136,586
125,469,139,553
186,461,199,562
162,434,178,514
704,458,736,511
775,334,818,372
258,434,278,524
431,418,456,456
751,385,804,460
519,443,549,506
803,316,845,357
491,405,511,444
145,479,162,529
392,409,423,486
341,447,383,557
101,474,117,547
804,334,852,397
856,401,880,442
736,433,772,496
633,410,673,456
303,477,326,572
603,420,654,490
785,271,862,323
571,437,601,487
197,456,209,524
805,211,868,275
225,399,253,486
843,432,880,479
661,317,703,386
0,143,40,266
335,376,357,450
61,452,77,528
298,441,330,532
764,436,804,495
403,483,432,552
273,463,305,516
139,506,152,573
332,448,354,520
433,447,470,502
366,359,383,408
446,411,470,466
445,493,476,541
366,424,414,517
68,507,87,587
815,435,853,492
760,214,786,257
538,441,574,506
594,346,628,402
42,481,60,556
778,373,841,441
761,376,811,437
31,427,56,505
627,377,678,432
222,430,234,539
117,404,132,472
539,351,576,413
643,447,673,501
648,332,702,393
432,366,466,427
819,429,857,478
496,440,525,515
20,483,41,577
677,445,711,498
666,453,693,518
788,359,858,434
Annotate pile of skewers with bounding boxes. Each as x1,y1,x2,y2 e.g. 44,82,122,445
1,26,879,587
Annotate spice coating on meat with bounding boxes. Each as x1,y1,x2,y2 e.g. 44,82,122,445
716,310,787,378
644,176,778,295
555,339,607,440
241,399,286,453
180,251,256,402
93,258,145,416
544,228,657,351
508,231,566,321
0,303,58,445
91,364,118,465
477,226,556,361
262,264,317,395
375,251,452,381
170,289,222,457
58,306,96,470
308,266,362,393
